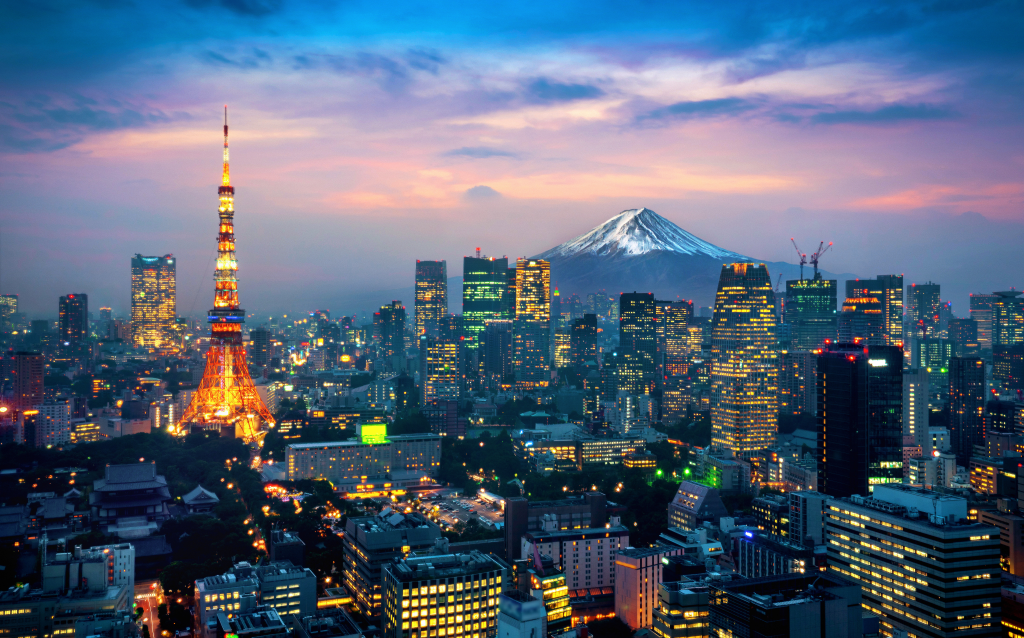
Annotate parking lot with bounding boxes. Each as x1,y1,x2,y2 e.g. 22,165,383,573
426,494,504,529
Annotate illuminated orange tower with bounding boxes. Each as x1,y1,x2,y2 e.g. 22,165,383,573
182,107,275,449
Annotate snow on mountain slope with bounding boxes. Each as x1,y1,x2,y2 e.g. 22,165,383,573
536,207,750,261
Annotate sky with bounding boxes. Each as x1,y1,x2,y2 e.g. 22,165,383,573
2,0,1024,319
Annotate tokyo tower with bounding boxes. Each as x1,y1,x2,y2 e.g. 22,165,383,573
182,107,275,451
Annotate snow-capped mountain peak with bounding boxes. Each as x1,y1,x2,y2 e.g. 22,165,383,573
537,207,748,260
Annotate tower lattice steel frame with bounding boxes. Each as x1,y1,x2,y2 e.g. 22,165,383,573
182,107,275,451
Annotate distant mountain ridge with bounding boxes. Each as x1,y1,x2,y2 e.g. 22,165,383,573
533,207,847,306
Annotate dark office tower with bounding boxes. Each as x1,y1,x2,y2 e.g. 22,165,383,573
970,293,997,351
948,317,979,357
462,254,508,351
779,351,816,416
567,293,584,322
985,398,1018,435
504,266,517,319
710,263,778,459
131,254,177,351
373,301,406,370
838,295,884,345
785,274,837,350
993,344,1024,393
847,275,904,346
551,287,562,330
6,352,43,410
58,294,88,343
948,357,986,464
249,327,271,367
993,290,1024,347
618,292,656,395
0,294,17,332
816,344,903,497
393,373,418,412
907,281,941,337
481,319,514,384
569,314,597,370
414,260,447,339
659,300,693,378
513,259,551,387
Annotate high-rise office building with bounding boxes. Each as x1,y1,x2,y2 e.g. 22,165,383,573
0,294,17,332
949,357,986,464
847,275,903,346
948,317,980,357
817,343,903,497
130,254,176,351
785,274,837,350
481,320,514,384
5,351,43,410
249,327,271,367
970,293,997,351
993,344,1024,393
414,260,448,339
419,335,460,404
709,263,778,459
907,281,941,337
993,290,1024,347
903,368,930,452
657,300,692,378
504,267,517,320
513,259,550,387
779,350,815,416
463,255,508,350
618,293,656,395
569,314,597,370
838,295,884,345
375,301,407,369
58,294,88,343
826,485,1001,637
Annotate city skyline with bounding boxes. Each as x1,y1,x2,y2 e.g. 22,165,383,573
3,1,1024,317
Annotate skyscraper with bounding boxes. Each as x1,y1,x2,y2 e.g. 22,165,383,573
948,317,979,357
903,368,930,452
570,314,597,370
419,335,460,404
847,275,903,345
504,266,517,319
709,263,778,459
481,319,514,384
992,290,1024,347
249,327,271,367
784,274,837,350
374,301,406,370
618,292,656,395
970,293,997,351
659,300,693,378
463,254,508,351
181,108,275,446
948,357,986,464
58,294,88,343
993,344,1024,393
838,294,884,345
5,351,43,410
414,260,447,339
513,259,551,387
907,281,941,337
779,350,815,416
0,294,17,332
131,254,177,351
816,343,903,497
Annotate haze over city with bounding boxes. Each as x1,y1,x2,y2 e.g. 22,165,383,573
3,0,1024,317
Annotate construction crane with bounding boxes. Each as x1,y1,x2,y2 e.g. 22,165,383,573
790,238,808,280
810,241,833,278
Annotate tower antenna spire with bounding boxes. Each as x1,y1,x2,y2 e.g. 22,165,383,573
222,105,230,187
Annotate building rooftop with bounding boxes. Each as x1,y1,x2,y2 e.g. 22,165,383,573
93,462,167,492
387,550,507,583
523,525,628,541
292,608,362,637
618,546,674,559
711,573,857,607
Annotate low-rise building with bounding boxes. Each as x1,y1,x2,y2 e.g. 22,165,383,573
381,548,509,638
286,432,441,494
196,562,261,634
257,560,317,618
651,579,709,638
213,605,288,638
289,607,362,638
667,482,728,531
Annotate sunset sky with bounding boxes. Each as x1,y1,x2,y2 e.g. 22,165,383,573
3,0,1024,317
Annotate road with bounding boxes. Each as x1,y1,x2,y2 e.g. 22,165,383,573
134,579,161,636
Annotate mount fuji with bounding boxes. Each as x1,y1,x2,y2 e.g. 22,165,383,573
533,208,847,305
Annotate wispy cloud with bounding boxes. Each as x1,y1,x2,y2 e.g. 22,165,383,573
442,147,520,159
525,78,604,103
637,97,755,123
810,103,957,125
